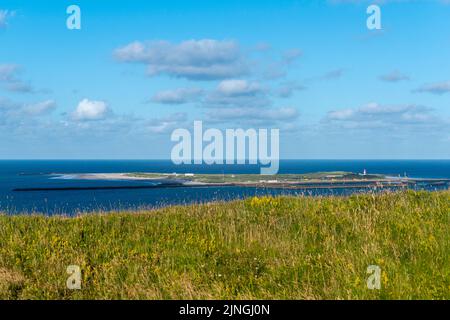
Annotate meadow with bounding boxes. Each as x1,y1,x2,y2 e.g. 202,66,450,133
0,190,448,300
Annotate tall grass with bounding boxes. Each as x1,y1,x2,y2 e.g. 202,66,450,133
0,190,448,299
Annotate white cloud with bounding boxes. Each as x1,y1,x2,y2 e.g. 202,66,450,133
325,102,439,130
151,88,203,104
208,106,298,121
6,81,34,93
254,42,272,52
414,81,450,95
379,70,410,82
0,63,38,93
306,68,346,82
23,100,56,116
282,48,303,64
260,49,303,80
327,108,355,120
145,112,188,133
114,39,248,80
0,10,14,28
0,64,18,80
72,99,110,121
0,11,6,27
206,106,299,128
321,69,345,80
204,80,270,109
216,79,262,96
0,98,56,128
277,81,306,98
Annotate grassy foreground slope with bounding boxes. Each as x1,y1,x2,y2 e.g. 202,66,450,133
0,191,449,300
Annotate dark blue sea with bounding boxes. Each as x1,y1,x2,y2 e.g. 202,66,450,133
0,160,449,215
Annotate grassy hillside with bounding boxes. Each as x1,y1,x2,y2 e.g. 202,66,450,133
0,190,449,300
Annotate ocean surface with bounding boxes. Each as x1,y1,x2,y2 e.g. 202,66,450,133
1,160,449,215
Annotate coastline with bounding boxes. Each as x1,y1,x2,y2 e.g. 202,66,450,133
5,165,450,215
44,171,450,190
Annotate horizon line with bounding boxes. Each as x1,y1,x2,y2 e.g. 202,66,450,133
1,159,450,161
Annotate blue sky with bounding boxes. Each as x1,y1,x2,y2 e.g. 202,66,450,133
0,0,449,159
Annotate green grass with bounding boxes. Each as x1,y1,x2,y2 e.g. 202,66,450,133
0,190,449,300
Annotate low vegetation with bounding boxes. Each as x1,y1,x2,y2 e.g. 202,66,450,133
126,171,385,183
0,190,448,299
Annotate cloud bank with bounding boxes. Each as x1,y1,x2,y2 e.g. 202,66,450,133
114,39,249,80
